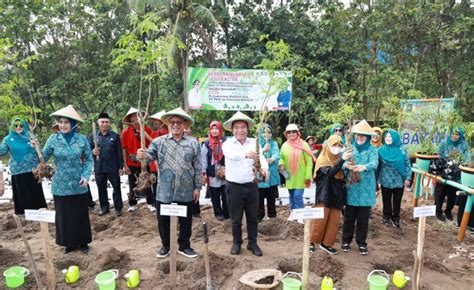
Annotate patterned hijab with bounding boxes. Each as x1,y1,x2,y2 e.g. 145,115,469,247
4,117,35,163
208,121,224,163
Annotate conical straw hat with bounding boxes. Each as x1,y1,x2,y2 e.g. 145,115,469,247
351,119,376,136
223,111,255,131
50,105,84,123
123,107,145,123
161,107,194,127
149,110,166,121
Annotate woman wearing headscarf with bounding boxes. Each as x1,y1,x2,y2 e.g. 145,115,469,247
435,127,471,222
279,124,316,214
341,120,378,256
201,121,228,220
41,105,93,254
258,124,281,222
378,129,412,228
0,117,47,214
328,123,346,144
371,127,383,148
310,135,352,254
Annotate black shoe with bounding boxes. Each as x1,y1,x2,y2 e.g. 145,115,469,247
309,243,316,253
247,243,263,256
359,246,368,256
80,245,89,254
231,244,241,255
156,246,170,258
391,219,400,229
115,209,123,217
320,244,338,255
444,211,453,221
64,247,74,254
368,211,374,219
436,213,446,222
178,247,198,258
99,208,110,216
341,243,351,252
216,215,224,221
88,205,95,213
381,218,390,225
192,214,201,219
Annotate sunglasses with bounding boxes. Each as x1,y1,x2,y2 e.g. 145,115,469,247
334,128,342,132
15,124,23,128
287,130,298,134
169,120,184,126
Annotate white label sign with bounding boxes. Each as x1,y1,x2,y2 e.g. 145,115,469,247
25,210,55,223
160,204,187,217
413,205,436,218
291,208,324,220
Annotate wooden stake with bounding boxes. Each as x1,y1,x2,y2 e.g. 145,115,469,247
169,204,178,289
412,216,426,290
40,219,55,290
302,219,311,290
13,214,44,289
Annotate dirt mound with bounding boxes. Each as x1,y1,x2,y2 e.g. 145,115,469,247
1,215,16,231
259,218,304,240
309,253,345,282
0,247,26,268
95,247,131,270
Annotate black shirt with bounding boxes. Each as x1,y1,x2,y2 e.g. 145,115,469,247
87,130,123,173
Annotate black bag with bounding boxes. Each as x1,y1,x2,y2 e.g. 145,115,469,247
429,158,447,176
442,160,461,181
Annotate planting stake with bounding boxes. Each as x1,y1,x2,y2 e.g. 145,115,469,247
302,219,311,290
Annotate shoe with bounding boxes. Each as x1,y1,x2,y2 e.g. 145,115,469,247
148,204,156,212
320,244,338,255
231,244,241,255
99,208,110,216
359,246,368,256
297,219,304,224
128,205,137,212
391,219,400,229
156,246,170,258
341,243,351,252
178,247,198,258
216,215,224,221
287,211,294,221
247,243,263,257
257,217,263,223
368,210,374,219
444,211,453,221
115,209,123,217
80,245,89,254
192,213,201,219
64,247,74,254
381,218,390,225
436,213,446,222
309,243,316,253
88,205,95,213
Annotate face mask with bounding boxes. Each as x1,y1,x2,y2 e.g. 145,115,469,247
330,146,341,155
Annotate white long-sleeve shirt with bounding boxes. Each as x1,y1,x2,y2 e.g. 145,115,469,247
222,137,268,184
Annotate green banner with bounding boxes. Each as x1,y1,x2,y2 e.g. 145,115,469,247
187,67,292,111
400,98,455,154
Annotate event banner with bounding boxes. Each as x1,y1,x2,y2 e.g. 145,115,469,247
399,98,455,154
187,67,292,111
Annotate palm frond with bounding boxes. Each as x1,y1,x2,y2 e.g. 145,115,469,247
188,3,218,27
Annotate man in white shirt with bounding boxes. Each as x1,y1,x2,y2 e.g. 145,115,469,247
222,111,268,256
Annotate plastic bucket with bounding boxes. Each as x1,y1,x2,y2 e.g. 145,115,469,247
3,266,29,288
367,270,389,290
416,158,431,172
460,169,474,188
281,272,302,290
95,269,118,290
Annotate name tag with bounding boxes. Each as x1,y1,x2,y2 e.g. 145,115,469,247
160,204,187,217
292,207,324,220
25,210,56,223
413,205,436,218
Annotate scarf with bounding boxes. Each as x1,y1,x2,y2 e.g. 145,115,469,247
3,117,35,163
285,132,317,176
378,129,407,179
208,121,224,164
315,135,344,179
60,118,78,144
329,123,346,144
352,134,372,152
259,124,277,159
371,127,383,147
447,127,465,147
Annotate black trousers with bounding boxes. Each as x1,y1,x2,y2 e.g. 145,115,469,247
342,205,371,248
128,166,154,206
226,181,259,245
96,172,123,211
156,200,194,250
210,185,229,218
258,185,278,219
191,199,201,216
381,186,404,222
435,183,457,215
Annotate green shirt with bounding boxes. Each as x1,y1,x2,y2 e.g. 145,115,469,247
279,142,313,189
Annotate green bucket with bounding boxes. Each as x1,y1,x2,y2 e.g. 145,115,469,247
95,269,118,290
460,168,474,188
416,158,432,172
3,266,29,288
281,272,302,290
367,270,389,290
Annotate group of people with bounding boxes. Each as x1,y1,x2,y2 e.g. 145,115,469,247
0,105,471,258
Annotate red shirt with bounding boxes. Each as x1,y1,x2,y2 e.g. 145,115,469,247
148,129,169,172
121,126,152,167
